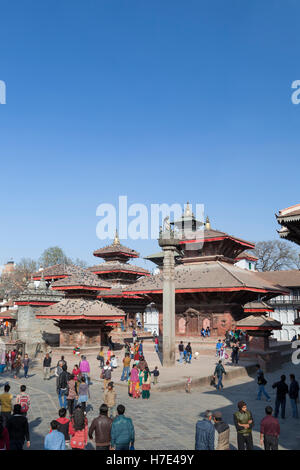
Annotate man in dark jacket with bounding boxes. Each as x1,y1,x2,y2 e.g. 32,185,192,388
6,404,30,450
111,404,135,450
272,375,289,419
233,401,254,450
43,353,52,380
57,364,69,409
195,410,215,450
289,374,299,419
89,404,113,450
213,411,230,450
214,361,226,391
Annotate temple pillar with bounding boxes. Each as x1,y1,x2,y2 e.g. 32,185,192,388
159,231,180,367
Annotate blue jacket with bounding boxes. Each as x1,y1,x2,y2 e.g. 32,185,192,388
111,415,135,447
44,430,65,450
195,419,215,450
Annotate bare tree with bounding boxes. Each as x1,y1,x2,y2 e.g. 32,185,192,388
253,240,300,271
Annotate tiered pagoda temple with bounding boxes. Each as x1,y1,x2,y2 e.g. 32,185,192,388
89,232,151,328
123,207,286,339
276,204,300,246
35,267,126,348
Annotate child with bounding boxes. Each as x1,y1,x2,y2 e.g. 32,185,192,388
185,377,192,393
77,377,90,414
15,385,30,416
103,382,116,418
22,354,30,378
52,408,70,447
151,366,160,385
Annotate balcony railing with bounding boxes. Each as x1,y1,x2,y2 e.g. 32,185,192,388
268,297,300,305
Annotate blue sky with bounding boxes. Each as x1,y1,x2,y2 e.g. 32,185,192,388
0,0,300,269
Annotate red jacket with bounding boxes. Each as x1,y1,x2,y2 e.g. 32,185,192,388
69,418,88,449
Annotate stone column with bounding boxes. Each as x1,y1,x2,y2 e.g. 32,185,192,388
159,231,180,367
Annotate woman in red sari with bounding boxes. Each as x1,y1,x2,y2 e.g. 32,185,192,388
130,364,140,398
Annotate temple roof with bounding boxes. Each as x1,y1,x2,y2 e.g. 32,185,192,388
243,301,274,312
256,270,300,288
35,298,125,319
144,250,182,267
0,309,18,319
32,264,87,280
236,314,281,329
178,226,255,249
276,204,300,246
88,261,149,276
123,261,286,294
51,271,111,291
235,252,258,262
277,204,300,221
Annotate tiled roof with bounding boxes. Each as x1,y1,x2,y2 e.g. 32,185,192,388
32,264,87,280
51,271,111,290
236,314,281,329
123,261,285,293
35,298,125,318
88,261,149,275
93,242,139,258
243,301,273,310
256,270,300,288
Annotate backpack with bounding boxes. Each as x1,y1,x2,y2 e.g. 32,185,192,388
19,394,30,413
71,428,86,449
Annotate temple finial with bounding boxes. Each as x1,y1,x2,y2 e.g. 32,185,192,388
184,202,192,217
205,216,211,230
113,229,120,245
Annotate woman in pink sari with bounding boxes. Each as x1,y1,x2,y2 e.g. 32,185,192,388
130,364,140,399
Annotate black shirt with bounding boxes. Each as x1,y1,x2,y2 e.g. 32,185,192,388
43,357,51,367
272,380,289,400
7,415,30,442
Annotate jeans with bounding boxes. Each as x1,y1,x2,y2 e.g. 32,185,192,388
108,405,117,419
274,398,286,418
24,366,29,377
237,433,253,450
82,372,89,385
155,344,159,353
10,440,24,450
217,375,223,390
257,384,270,401
290,398,299,418
58,389,68,408
179,351,184,363
121,366,130,381
43,366,51,379
264,435,278,450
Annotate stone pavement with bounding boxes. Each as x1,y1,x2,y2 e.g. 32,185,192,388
1,358,300,450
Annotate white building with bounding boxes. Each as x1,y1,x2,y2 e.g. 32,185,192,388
256,270,300,341
234,252,258,271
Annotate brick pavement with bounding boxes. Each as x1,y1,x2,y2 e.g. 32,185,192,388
1,359,300,450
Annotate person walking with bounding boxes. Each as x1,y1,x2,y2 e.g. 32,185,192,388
272,375,289,419
102,363,112,391
260,406,280,450
178,341,184,363
0,383,13,426
154,336,159,353
69,406,88,450
72,364,81,394
13,354,22,379
79,356,90,385
78,376,90,414
57,364,69,409
110,404,135,450
231,344,239,365
213,411,230,450
88,404,113,450
289,374,299,419
97,347,105,368
142,367,151,399
256,364,271,402
185,343,192,364
44,420,66,450
129,364,140,399
214,360,226,391
6,404,30,450
16,385,31,416
233,401,254,450
67,374,77,417
195,410,215,450
151,366,160,385
43,352,52,380
216,339,223,357
22,354,30,378
121,353,131,382
103,382,117,419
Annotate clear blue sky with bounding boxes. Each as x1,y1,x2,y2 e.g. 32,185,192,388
0,0,300,269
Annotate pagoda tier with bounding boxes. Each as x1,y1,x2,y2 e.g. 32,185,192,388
276,204,300,246
50,271,111,298
91,231,149,287
32,264,88,282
